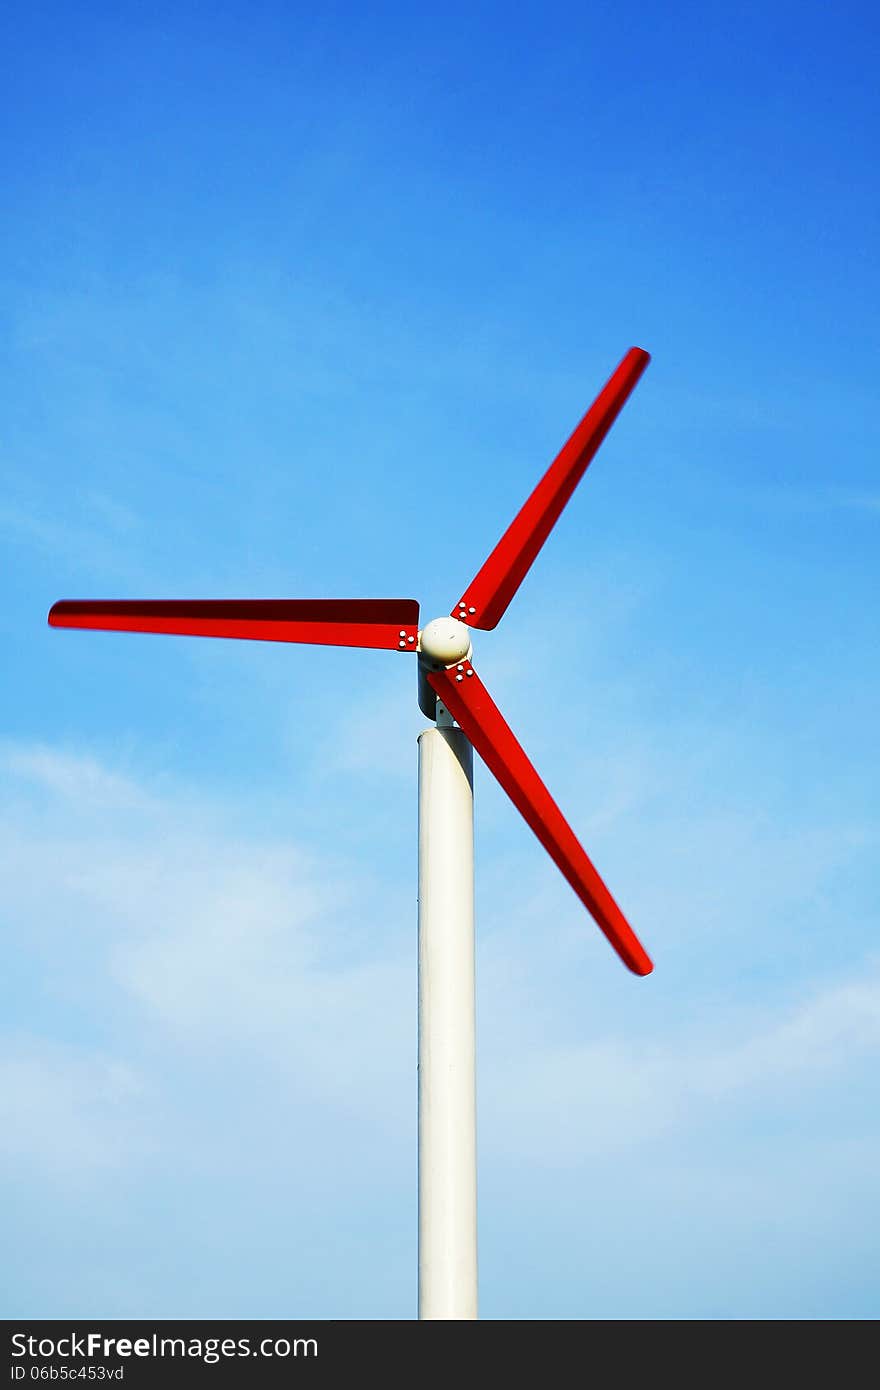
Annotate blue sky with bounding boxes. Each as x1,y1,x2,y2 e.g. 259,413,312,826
2,1,878,1319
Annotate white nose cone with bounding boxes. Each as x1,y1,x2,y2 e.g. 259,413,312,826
420,617,472,667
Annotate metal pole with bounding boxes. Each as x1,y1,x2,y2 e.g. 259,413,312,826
417,721,478,1320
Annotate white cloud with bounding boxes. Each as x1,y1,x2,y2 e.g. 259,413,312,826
0,742,414,1183
480,964,880,1166
2,738,878,1317
3,742,156,812
0,1041,153,1180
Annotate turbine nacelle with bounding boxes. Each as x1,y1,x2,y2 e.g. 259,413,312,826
418,617,473,668
417,617,474,720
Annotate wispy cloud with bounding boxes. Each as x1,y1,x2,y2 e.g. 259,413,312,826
3,742,156,811
755,486,880,517
0,743,413,1182
2,738,878,1316
0,1041,153,1181
0,496,145,582
481,964,880,1165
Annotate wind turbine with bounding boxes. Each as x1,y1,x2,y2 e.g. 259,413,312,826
49,345,654,1320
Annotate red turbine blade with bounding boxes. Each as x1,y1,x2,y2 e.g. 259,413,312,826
453,347,650,630
48,598,420,651
428,663,652,976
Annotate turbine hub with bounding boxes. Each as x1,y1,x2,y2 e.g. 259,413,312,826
419,616,472,667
